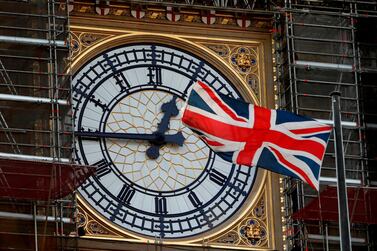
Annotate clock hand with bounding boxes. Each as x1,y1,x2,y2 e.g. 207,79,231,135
156,96,179,134
75,131,185,146
146,96,183,159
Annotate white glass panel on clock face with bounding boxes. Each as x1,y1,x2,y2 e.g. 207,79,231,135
129,192,147,211
169,196,191,215
161,70,190,94
124,67,148,87
79,141,102,158
95,81,119,103
80,109,102,130
105,90,209,192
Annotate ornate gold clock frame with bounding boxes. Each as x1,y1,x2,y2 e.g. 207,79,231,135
70,9,282,251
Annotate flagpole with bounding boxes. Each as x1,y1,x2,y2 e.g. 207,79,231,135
331,91,352,251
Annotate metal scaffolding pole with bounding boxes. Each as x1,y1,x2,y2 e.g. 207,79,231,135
332,92,352,251
33,203,39,251
0,35,66,47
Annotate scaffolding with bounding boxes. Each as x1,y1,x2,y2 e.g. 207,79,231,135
0,1,77,250
0,0,376,250
274,0,377,250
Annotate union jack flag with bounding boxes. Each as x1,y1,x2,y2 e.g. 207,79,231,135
181,81,332,190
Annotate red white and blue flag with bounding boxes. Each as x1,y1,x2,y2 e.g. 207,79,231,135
181,81,332,190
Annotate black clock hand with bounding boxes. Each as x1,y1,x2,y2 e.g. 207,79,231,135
76,131,185,146
156,96,179,133
146,96,182,159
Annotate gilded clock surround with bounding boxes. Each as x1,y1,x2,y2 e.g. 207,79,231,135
71,15,281,250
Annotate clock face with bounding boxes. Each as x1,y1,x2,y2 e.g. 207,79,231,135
72,44,257,239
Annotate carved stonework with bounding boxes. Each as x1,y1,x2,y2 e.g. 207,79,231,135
70,32,114,61
68,2,272,30
80,33,103,47
77,205,121,238
76,211,87,228
216,231,240,245
86,220,111,235
206,44,230,58
208,189,269,249
202,43,261,102
230,47,258,74
182,14,202,23
239,218,268,246
247,73,260,97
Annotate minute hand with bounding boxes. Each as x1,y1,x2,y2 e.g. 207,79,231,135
75,131,185,146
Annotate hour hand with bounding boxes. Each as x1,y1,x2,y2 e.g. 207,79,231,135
75,131,185,146
156,96,179,134
146,96,183,159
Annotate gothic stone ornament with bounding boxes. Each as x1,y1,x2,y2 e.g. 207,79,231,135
201,10,216,25
77,205,123,238
70,32,114,61
131,7,146,19
230,47,257,74
237,16,251,28
215,230,240,244
201,43,261,102
95,0,110,16
80,33,104,47
166,6,180,22
239,218,267,246
73,44,258,240
207,188,268,248
205,44,230,58
76,211,88,228
247,73,259,97
86,220,111,235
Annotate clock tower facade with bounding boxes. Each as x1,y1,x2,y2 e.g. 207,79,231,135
70,3,282,250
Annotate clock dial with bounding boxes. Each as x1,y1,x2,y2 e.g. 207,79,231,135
73,44,257,239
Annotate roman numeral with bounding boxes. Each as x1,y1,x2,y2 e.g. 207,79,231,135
155,197,167,214
88,94,109,112
147,66,162,85
93,159,111,178
188,191,202,208
114,72,130,91
209,169,227,186
117,184,135,205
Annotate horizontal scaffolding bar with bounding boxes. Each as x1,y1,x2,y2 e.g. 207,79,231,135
0,10,68,19
319,176,362,186
308,234,365,244
369,181,377,186
294,60,353,71
316,119,357,128
0,35,67,48
297,93,358,101
288,35,353,44
289,21,353,30
296,78,356,86
0,152,70,163
293,49,354,58
0,211,72,224
366,123,377,129
0,93,68,105
0,54,51,61
298,107,359,115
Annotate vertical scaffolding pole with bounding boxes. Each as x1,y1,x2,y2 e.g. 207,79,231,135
331,91,352,251
33,203,39,251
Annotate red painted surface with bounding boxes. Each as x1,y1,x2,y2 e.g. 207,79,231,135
292,186,377,224
0,158,95,201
